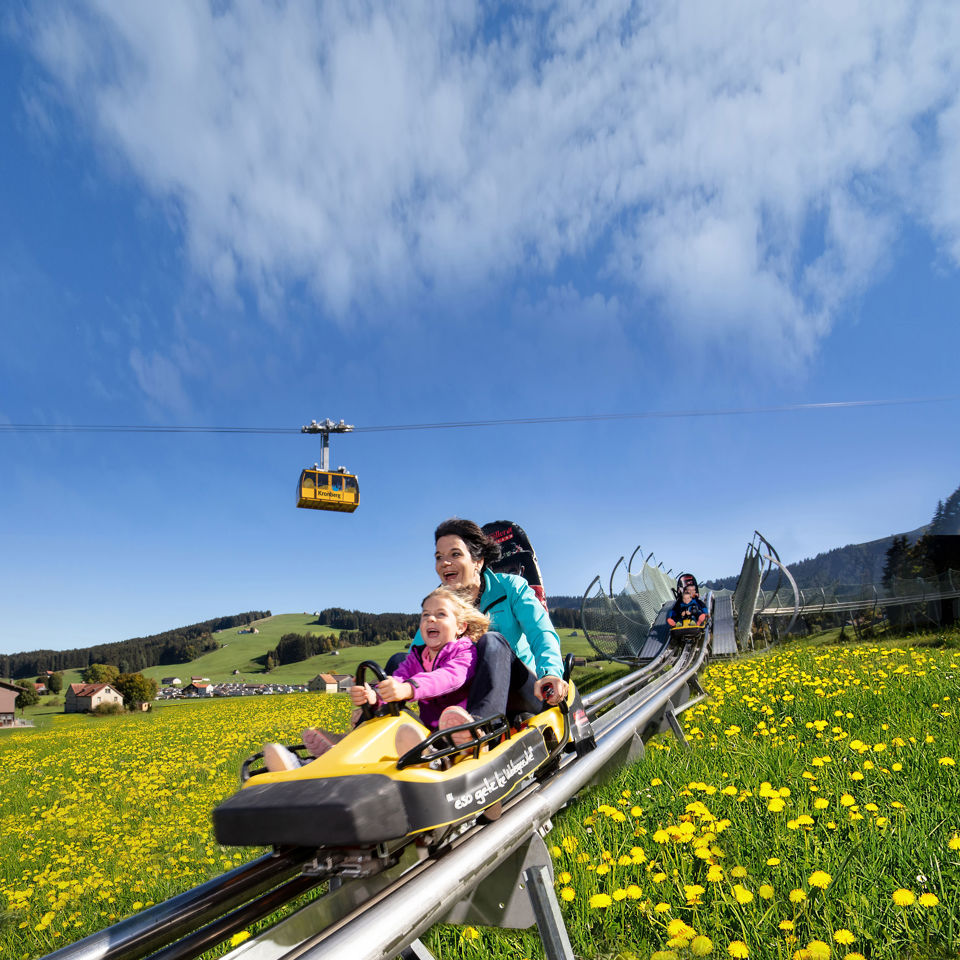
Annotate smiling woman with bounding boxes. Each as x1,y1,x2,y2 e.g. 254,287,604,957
414,518,568,725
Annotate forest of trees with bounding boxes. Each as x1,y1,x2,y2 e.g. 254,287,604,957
882,483,960,586
266,609,422,666
2,611,270,680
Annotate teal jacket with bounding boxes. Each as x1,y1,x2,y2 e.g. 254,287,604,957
413,569,564,679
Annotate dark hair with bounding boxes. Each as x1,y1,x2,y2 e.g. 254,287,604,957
434,517,501,569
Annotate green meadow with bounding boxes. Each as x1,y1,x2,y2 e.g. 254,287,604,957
9,628,956,958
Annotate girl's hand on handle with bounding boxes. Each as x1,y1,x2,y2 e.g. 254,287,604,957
375,677,414,703
349,683,376,706
534,676,568,706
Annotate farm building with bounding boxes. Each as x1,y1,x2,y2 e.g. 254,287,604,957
308,673,353,694
65,683,124,714
183,682,213,697
1,681,25,726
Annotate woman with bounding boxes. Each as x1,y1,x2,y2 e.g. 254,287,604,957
411,517,569,726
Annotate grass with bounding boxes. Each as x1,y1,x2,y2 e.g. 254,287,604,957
11,629,956,958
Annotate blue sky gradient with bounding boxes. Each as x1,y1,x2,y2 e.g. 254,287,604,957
2,2,959,655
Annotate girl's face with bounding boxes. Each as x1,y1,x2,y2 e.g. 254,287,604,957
434,535,483,593
420,597,464,651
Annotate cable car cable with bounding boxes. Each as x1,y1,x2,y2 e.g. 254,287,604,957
0,395,952,436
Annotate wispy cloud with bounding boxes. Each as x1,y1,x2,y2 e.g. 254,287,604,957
20,0,960,362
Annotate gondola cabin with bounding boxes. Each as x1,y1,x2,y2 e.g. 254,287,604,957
296,468,359,513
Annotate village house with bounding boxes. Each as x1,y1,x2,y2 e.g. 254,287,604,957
182,681,213,697
64,682,124,714
1,681,25,726
307,673,353,694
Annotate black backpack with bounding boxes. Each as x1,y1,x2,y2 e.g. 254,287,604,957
482,520,548,611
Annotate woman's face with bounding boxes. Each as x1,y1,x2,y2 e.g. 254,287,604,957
435,534,483,593
420,596,464,651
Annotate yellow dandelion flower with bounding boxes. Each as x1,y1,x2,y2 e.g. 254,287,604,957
654,902,672,913
691,936,714,956
668,936,691,949
626,884,642,899
767,857,781,866
707,865,725,883
840,794,855,807
892,888,915,906
949,835,960,851
613,888,628,901
807,940,830,960
651,952,678,960
589,893,612,909
843,954,866,960
918,892,939,906
814,798,829,809
462,927,480,941
779,920,795,931
733,884,753,904
560,887,575,902
789,888,806,903
808,870,832,889
759,884,774,899
229,931,251,947
938,757,955,766
833,930,855,945
728,941,749,958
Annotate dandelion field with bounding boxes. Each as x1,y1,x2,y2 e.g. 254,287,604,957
2,635,959,960
0,695,352,959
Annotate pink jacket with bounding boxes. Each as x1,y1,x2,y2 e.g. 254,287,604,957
392,637,477,729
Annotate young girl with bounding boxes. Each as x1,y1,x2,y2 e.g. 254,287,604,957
351,585,488,729
263,586,488,771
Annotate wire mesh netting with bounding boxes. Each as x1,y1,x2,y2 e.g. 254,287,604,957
581,552,678,659
758,568,960,638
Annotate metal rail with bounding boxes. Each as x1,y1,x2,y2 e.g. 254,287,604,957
38,848,320,960
38,638,708,960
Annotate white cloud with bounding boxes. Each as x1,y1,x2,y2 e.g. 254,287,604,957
128,347,190,415
20,0,960,362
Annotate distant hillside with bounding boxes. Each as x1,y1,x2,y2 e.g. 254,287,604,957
2,611,270,680
704,526,929,592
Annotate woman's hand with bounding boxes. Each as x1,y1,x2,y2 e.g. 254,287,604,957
534,675,568,706
376,677,414,703
348,683,376,706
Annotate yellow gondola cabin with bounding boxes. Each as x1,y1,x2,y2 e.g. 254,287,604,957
296,468,359,513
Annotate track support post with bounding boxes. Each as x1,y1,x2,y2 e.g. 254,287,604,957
399,940,438,960
664,706,690,750
522,865,576,960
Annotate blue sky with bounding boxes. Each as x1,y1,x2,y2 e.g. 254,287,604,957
2,2,959,657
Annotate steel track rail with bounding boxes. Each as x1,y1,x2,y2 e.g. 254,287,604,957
37,640,707,960
37,848,320,960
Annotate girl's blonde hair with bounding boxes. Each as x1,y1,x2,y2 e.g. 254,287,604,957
421,586,490,641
